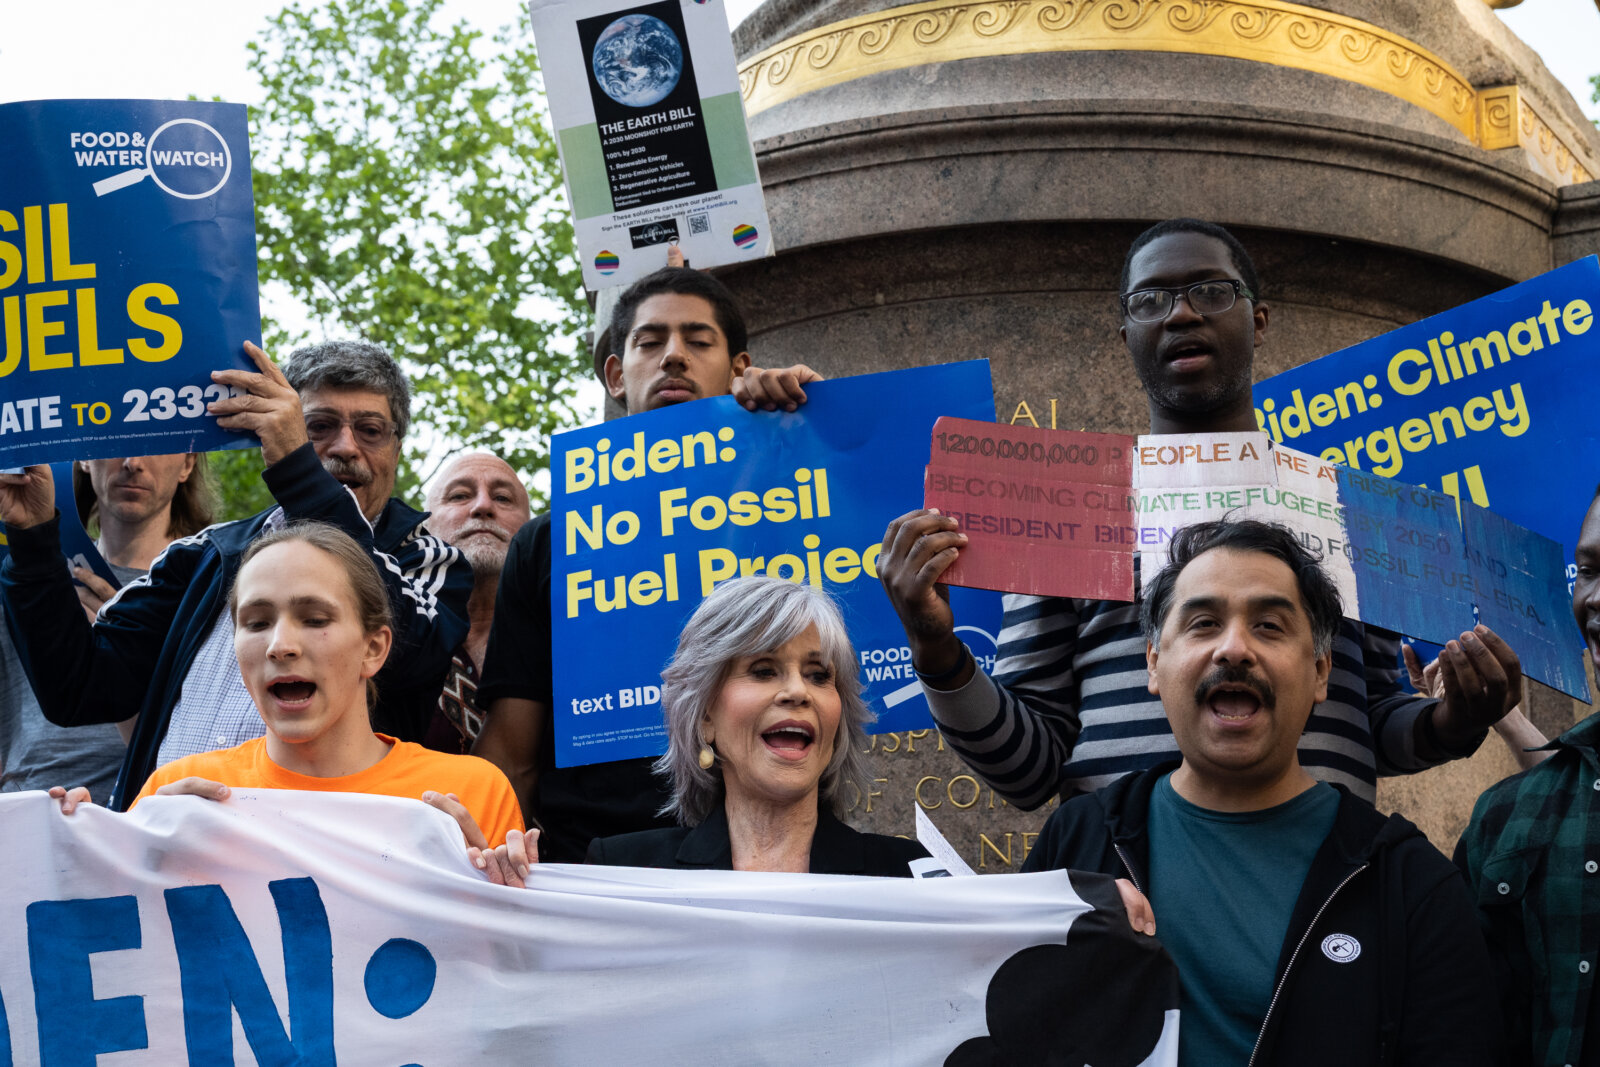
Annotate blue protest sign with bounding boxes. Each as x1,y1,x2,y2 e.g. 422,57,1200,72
0,100,261,468
550,360,1003,767
1462,501,1586,699
1252,256,1598,562
1253,257,1598,690
48,461,119,589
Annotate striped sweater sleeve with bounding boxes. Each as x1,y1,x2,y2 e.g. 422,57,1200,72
922,594,1085,810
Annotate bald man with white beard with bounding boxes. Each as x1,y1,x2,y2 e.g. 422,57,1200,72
422,452,532,750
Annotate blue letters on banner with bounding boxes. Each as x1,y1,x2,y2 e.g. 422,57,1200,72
1254,257,1598,687
1330,465,1586,699
0,100,261,468
27,895,149,1064
550,360,1003,767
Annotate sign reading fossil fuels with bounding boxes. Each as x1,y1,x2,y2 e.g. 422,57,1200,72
0,99,262,468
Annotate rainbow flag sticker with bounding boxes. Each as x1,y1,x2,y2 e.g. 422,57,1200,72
594,250,620,274
732,224,758,249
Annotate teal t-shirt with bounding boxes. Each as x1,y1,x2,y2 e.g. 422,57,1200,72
1147,774,1339,1066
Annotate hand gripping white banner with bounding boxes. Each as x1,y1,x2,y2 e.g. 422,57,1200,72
0,791,1178,1065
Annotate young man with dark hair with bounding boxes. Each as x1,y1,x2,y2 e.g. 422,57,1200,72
1455,485,1600,1067
1025,519,1500,1066
474,266,821,861
880,217,1522,808
0,341,470,808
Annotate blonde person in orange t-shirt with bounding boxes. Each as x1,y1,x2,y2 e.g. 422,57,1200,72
52,521,530,880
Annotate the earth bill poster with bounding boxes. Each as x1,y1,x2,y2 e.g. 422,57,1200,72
529,0,773,290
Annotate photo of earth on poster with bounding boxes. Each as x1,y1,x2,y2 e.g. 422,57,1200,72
590,13,683,107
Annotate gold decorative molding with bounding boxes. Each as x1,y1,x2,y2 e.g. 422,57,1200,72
738,0,1596,185
1478,85,1594,184
740,0,1477,136
1477,85,1521,149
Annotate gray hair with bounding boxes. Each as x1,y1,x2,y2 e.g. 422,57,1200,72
655,576,873,827
283,340,412,440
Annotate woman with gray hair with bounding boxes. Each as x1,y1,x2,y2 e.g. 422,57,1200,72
586,576,930,875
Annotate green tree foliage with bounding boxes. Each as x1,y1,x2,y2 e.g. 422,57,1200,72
208,448,275,520
223,0,586,518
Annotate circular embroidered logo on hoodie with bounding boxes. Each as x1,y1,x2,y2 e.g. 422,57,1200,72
1321,933,1361,963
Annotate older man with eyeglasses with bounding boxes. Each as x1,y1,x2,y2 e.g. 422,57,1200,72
0,340,471,809
879,218,1523,814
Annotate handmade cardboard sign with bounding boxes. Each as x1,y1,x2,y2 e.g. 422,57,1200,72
927,423,1585,699
923,417,1135,601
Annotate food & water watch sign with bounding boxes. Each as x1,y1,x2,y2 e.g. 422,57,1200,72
0,99,261,469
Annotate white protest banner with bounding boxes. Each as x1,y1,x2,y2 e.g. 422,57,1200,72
530,0,771,289
0,791,1179,1065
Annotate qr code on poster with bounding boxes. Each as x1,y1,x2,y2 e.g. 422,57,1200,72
689,213,710,235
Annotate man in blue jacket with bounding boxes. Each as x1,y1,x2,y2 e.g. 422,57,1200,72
0,340,470,809
1023,517,1500,1066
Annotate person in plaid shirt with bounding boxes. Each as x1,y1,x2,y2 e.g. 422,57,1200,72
1457,488,1600,1067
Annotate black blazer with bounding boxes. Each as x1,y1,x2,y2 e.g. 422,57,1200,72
586,804,929,877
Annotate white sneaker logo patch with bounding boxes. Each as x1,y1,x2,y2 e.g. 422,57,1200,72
1321,933,1361,963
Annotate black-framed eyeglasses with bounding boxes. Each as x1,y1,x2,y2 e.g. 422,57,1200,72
1119,279,1254,323
303,414,398,447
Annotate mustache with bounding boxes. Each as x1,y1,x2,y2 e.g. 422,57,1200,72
452,520,512,541
321,456,372,486
1194,663,1275,709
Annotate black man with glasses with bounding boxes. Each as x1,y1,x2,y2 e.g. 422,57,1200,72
878,218,1522,812
0,340,471,809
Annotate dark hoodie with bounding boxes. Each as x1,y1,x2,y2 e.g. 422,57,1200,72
1023,762,1503,1066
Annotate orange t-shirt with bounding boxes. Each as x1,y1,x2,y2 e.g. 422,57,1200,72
134,734,525,847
